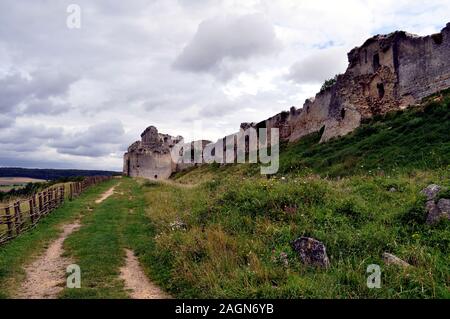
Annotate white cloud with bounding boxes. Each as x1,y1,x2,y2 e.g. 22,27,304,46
287,47,349,85
0,0,449,170
173,14,281,78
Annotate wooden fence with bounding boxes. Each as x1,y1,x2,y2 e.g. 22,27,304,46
0,176,113,246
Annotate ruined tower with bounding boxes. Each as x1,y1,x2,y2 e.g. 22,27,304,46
123,126,182,180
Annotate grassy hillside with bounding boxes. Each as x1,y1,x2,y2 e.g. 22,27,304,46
277,92,450,177
140,91,450,298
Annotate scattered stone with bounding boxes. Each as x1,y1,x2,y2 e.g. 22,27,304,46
420,184,442,201
421,184,450,225
291,237,330,268
437,198,450,214
428,199,450,224
279,252,289,267
283,205,297,215
170,219,187,231
382,252,411,268
389,187,397,193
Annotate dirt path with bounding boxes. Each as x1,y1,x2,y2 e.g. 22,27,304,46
120,249,170,299
95,184,119,204
16,222,81,299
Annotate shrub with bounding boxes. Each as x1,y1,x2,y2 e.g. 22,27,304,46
320,75,338,92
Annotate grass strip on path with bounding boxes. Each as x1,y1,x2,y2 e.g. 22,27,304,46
0,178,119,299
60,177,158,299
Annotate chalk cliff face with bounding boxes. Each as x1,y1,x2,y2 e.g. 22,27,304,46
124,23,450,179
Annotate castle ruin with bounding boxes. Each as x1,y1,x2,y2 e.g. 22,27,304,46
123,126,211,180
124,23,450,180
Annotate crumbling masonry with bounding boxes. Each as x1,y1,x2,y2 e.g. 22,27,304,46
124,23,450,179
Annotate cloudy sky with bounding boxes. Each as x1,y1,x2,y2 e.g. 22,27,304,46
1,0,449,171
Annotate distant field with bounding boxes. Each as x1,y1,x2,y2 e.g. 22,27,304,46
0,177,47,185
0,177,47,192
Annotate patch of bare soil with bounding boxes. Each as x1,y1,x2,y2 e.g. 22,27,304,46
95,184,119,204
120,249,170,299
16,222,81,299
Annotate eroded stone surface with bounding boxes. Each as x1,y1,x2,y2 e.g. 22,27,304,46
382,252,410,268
421,184,442,201
421,184,450,224
123,126,210,180
292,237,330,268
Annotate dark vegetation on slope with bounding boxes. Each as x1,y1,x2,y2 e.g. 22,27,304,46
278,90,450,177
0,167,120,181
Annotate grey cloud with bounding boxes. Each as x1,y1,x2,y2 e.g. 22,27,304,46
0,115,14,129
0,70,76,115
0,124,64,155
23,99,70,115
0,124,63,144
0,153,69,170
50,121,127,157
287,48,348,84
1,0,447,171
173,14,280,75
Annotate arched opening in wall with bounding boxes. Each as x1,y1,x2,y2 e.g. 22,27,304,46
377,83,385,99
341,108,346,120
154,175,158,179
127,159,130,176
373,53,380,70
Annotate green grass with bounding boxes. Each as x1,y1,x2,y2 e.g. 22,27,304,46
278,93,450,177
1,92,449,300
60,181,129,298
0,179,118,298
141,171,450,298
138,93,450,299
60,177,168,299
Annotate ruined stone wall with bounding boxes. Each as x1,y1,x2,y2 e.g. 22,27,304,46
289,22,450,143
125,150,175,180
397,23,450,101
123,126,179,180
124,23,450,178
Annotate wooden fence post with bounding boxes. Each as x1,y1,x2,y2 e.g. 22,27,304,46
4,207,13,239
29,198,35,225
69,183,73,200
43,190,48,215
0,175,110,246
38,193,43,217
60,185,65,204
51,188,56,209
32,195,38,223
13,201,22,235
